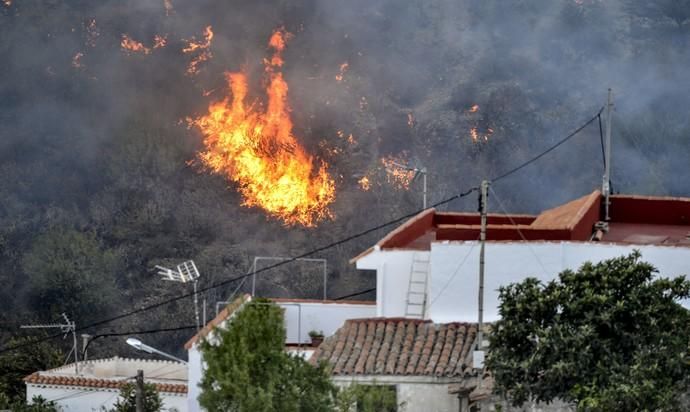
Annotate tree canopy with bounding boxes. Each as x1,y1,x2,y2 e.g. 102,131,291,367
199,299,336,412
487,252,690,411
109,382,163,412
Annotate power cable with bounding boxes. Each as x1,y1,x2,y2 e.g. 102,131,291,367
333,287,376,301
82,325,197,359
3,108,605,354
491,108,604,183
1,189,475,354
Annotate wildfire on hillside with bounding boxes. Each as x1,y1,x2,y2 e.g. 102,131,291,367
358,176,371,191
381,155,415,190
335,62,349,82
183,26,214,75
121,35,151,54
190,29,335,227
466,104,494,142
153,35,167,49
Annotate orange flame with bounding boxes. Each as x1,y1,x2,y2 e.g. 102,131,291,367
121,35,151,54
468,104,479,113
335,62,349,82
183,26,213,75
191,29,335,227
358,176,371,191
381,155,414,190
2,0,11,7
153,34,167,49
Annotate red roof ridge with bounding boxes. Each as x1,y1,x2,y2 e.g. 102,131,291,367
24,373,187,394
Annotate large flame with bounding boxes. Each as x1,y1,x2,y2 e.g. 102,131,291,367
191,29,335,227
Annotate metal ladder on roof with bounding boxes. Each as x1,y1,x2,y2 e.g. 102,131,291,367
405,253,430,318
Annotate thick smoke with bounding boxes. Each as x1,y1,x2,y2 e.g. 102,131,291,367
1,0,688,356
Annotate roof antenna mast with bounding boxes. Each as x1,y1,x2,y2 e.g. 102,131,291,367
602,88,614,222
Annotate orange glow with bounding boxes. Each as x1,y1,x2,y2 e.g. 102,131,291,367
153,34,167,49
335,62,349,82
470,126,493,142
2,0,10,7
183,26,213,75
381,156,414,190
468,104,479,113
358,176,371,191
191,29,335,227
121,35,151,54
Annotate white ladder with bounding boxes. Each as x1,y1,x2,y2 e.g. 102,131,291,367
405,253,430,318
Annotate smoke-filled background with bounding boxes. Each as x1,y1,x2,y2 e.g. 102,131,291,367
1,0,688,357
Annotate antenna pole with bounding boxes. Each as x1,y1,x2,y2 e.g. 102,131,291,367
193,280,200,331
422,168,428,209
603,88,614,221
477,180,489,356
21,314,79,374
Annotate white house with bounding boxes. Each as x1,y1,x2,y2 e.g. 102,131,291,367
186,190,690,411
24,356,187,412
353,191,690,322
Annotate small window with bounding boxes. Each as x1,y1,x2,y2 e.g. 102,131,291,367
356,385,398,412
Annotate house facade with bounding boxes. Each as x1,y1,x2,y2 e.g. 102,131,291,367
354,191,690,322
24,356,187,412
185,190,690,411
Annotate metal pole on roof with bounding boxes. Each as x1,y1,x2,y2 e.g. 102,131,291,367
422,168,428,209
603,88,614,221
135,369,144,412
475,180,489,368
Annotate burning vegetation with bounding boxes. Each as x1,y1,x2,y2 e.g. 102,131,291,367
183,26,214,76
191,29,335,227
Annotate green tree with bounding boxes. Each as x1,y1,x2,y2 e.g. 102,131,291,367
334,383,401,412
21,228,120,323
0,337,62,402
109,382,163,412
0,394,61,412
487,252,690,411
199,299,336,412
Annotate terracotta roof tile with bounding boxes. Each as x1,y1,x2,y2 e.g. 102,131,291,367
24,373,187,394
313,318,477,377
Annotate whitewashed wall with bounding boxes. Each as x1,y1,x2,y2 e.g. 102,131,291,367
27,384,186,412
358,250,424,318
428,241,690,323
333,376,460,412
187,347,203,412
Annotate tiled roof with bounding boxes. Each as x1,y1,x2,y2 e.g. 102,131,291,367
310,318,477,377
24,373,187,394
184,293,252,349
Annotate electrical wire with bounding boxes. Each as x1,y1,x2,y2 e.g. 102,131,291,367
333,287,376,301
489,186,550,277
3,108,605,354
491,108,604,183
1,189,474,354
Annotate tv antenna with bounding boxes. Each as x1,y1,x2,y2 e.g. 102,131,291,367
155,260,202,330
21,313,79,374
